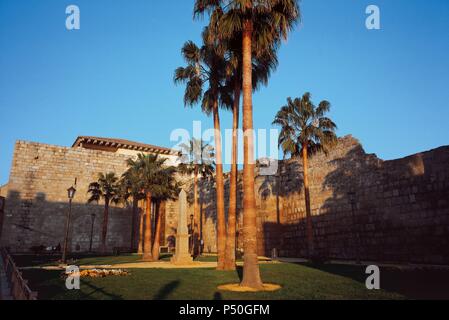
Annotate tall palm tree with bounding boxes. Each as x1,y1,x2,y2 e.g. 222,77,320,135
121,160,145,252
220,33,279,271
194,0,300,288
273,92,338,258
88,172,121,253
178,138,215,256
174,30,231,270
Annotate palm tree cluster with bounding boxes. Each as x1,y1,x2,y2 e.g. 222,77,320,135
88,154,180,261
85,0,340,293
175,0,301,288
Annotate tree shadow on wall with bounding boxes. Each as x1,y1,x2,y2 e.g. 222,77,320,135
317,143,449,264
3,190,132,253
314,145,382,260
256,160,304,257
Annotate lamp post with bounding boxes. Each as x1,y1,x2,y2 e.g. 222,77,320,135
348,191,361,265
62,185,76,264
89,213,96,253
190,214,194,255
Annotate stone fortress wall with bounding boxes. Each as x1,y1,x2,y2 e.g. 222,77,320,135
0,140,181,252
1,136,448,265
251,136,449,264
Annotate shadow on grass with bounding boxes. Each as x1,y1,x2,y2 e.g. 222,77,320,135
154,280,180,300
213,292,223,300
296,262,449,300
80,280,124,300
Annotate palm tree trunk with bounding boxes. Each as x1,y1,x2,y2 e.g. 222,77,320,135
152,201,163,260
138,206,144,254
200,183,205,255
143,192,153,261
193,166,199,256
302,145,314,258
101,198,110,254
224,80,241,271
240,19,264,289
131,197,139,251
213,97,227,270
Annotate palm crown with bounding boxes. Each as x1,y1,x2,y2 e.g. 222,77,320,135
174,28,232,114
134,153,178,200
273,92,338,158
194,0,300,58
178,138,215,177
121,160,145,204
88,172,121,204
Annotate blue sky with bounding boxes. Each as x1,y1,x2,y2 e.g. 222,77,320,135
1,0,448,185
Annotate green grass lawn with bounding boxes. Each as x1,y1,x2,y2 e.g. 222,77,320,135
22,263,405,300
15,254,449,300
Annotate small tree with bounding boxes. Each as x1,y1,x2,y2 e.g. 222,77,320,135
88,172,121,253
177,138,215,256
273,92,337,258
121,161,145,252
151,166,180,260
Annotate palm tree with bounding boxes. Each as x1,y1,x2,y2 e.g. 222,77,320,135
194,0,300,288
88,172,121,253
273,93,338,258
121,159,145,252
221,34,279,271
135,153,171,261
174,30,231,270
151,166,180,260
178,138,215,256
199,153,216,254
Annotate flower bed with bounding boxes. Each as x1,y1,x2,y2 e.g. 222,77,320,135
64,269,130,278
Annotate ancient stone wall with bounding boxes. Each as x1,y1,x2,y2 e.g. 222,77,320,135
2,136,448,265
198,136,449,264
1,141,135,252
256,136,449,264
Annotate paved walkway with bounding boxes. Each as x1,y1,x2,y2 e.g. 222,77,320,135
0,255,12,300
20,259,281,271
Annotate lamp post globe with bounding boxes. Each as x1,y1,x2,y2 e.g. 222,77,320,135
67,186,76,199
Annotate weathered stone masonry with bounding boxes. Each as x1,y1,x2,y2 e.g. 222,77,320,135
256,136,449,264
197,136,449,264
0,139,198,254
0,140,179,253
1,136,448,265
0,141,134,252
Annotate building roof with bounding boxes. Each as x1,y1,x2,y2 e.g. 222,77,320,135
72,136,178,155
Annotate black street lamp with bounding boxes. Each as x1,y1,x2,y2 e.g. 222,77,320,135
348,191,361,264
89,213,96,253
62,185,76,264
